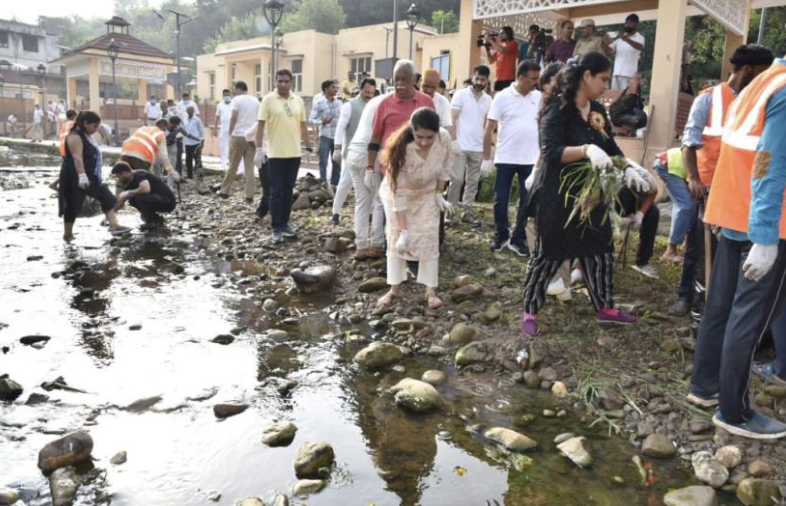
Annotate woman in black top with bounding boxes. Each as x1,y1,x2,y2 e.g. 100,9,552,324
58,111,129,241
521,52,637,335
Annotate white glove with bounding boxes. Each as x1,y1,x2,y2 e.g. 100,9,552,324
624,167,651,193
434,193,455,218
119,191,131,200
743,244,778,282
364,169,378,192
480,159,494,177
332,148,342,165
170,171,181,183
78,173,90,190
395,230,411,256
585,145,613,170
633,211,644,229
524,168,537,192
254,147,266,168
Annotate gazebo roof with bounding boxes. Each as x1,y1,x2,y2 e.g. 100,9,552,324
60,32,171,60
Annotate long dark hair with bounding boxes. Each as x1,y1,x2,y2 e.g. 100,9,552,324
381,107,440,194
538,62,564,119
555,52,611,110
70,111,101,133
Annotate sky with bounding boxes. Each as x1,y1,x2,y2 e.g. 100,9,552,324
7,0,167,24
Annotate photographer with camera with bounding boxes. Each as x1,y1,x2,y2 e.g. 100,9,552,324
481,26,519,92
517,25,541,66
545,20,576,64
609,14,646,90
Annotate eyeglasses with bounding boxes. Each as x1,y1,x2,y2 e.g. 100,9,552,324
283,103,293,117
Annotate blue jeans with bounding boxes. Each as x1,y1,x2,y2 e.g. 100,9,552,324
493,164,531,245
318,136,341,185
655,159,696,245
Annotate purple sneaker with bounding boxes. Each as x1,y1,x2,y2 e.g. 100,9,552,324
520,313,538,335
596,308,637,325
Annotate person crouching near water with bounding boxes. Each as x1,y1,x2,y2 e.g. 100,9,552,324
377,108,455,309
58,111,130,241
111,162,177,230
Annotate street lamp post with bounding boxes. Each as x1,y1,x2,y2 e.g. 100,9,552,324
0,76,5,136
107,38,121,147
405,4,420,61
392,0,398,60
274,28,284,85
168,9,193,99
263,0,285,91
37,63,46,106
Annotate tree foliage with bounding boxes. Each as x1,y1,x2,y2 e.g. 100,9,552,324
203,11,269,53
431,10,459,34
280,0,346,34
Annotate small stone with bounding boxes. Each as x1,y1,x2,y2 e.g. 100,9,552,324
207,490,221,502
663,485,717,506
359,277,388,292
263,298,279,312
20,335,51,346
453,274,475,287
484,267,497,277
294,442,335,478
551,381,569,398
691,451,729,488
213,403,248,419
554,432,575,445
451,283,483,303
211,334,234,345
660,338,682,352
736,478,783,506
448,323,477,345
0,376,24,401
538,367,558,381
763,384,786,398
598,387,625,410
262,421,298,447
484,427,538,452
238,498,266,506
389,378,443,413
124,395,163,412
49,466,80,506
641,434,677,458
523,371,540,388
557,436,594,468
0,487,19,505
267,329,289,340
292,479,325,497
747,459,775,477
542,409,555,417
354,342,404,369
129,323,142,331
455,342,489,366
110,451,127,465
38,430,94,472
272,495,288,506
421,370,447,385
714,446,743,469
26,393,50,405
483,302,503,322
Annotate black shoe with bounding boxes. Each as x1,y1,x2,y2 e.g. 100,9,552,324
669,297,692,316
256,206,268,220
332,213,340,225
491,237,509,252
507,241,529,257
271,230,284,243
281,225,298,239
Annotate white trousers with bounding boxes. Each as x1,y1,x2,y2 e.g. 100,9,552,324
347,151,385,250
331,155,354,214
387,255,439,288
219,130,230,170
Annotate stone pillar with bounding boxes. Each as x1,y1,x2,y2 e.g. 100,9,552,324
138,79,148,103
457,0,483,83
66,76,77,109
88,58,101,113
647,0,688,156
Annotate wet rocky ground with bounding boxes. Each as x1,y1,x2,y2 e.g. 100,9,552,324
1,149,785,506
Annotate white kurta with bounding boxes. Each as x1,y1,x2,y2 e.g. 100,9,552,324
216,102,233,169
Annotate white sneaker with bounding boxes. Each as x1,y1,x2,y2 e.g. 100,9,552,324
632,264,659,279
547,278,566,296
570,268,583,286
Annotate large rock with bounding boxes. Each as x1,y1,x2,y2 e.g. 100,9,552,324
49,466,80,506
38,431,94,472
451,283,483,303
736,478,783,506
238,499,265,506
557,436,594,468
0,487,19,505
663,485,717,506
691,451,729,488
213,403,248,419
714,446,743,469
484,427,538,452
358,277,388,293
272,495,289,506
262,422,298,447
0,375,23,401
292,479,325,497
294,442,335,478
455,342,489,366
292,194,311,211
290,266,337,294
389,378,442,413
641,434,677,458
354,342,404,369
421,370,447,385
448,323,477,345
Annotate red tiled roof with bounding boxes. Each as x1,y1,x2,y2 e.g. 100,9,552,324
64,33,171,60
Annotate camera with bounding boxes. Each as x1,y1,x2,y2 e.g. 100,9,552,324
476,31,496,48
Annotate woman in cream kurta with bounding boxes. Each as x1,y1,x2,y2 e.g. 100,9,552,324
378,108,455,309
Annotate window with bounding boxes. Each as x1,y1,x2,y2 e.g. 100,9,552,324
22,34,38,53
431,52,451,82
0,31,8,48
255,64,262,95
291,59,303,93
231,63,237,85
350,56,372,82
208,72,215,101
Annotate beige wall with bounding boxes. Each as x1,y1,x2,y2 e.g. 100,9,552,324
421,33,465,87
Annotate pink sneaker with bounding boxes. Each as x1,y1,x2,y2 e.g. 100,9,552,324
596,308,637,325
520,313,538,335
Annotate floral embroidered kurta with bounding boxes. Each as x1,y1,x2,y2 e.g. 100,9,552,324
379,128,453,261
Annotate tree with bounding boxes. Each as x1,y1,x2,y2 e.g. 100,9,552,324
280,0,346,34
204,11,269,53
431,10,458,34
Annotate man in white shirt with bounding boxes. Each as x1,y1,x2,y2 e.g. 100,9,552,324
177,92,200,120
482,61,542,256
31,104,44,142
420,68,453,131
219,81,260,202
214,89,233,170
144,95,162,125
448,64,492,226
610,13,645,90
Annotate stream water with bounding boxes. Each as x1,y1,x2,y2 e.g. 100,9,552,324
0,149,738,506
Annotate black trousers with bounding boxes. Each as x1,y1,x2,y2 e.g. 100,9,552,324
678,207,718,300
129,193,176,220
691,236,786,423
268,157,301,231
257,158,270,214
185,144,201,178
616,187,659,266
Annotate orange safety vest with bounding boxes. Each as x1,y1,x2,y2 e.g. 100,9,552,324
705,63,786,237
696,82,735,187
58,120,74,157
121,126,165,163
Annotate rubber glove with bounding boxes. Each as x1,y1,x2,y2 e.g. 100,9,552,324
524,168,537,192
364,169,378,192
624,167,651,193
170,171,181,183
395,230,411,256
742,244,778,282
254,147,266,168
119,190,131,200
78,173,90,190
434,193,455,218
585,145,612,170
332,148,342,165
633,211,644,229
451,140,462,155
480,159,494,176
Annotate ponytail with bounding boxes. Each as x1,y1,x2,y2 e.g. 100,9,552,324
380,107,440,194
70,111,101,133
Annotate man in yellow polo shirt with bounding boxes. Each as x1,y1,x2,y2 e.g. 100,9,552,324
255,68,313,243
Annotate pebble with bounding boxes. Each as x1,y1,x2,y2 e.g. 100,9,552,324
354,342,404,369
111,451,128,465
421,370,447,385
207,490,221,502
714,445,743,469
238,498,266,506
551,381,569,398
294,442,335,478
484,427,538,452
736,477,783,506
747,459,775,477
691,451,729,488
129,323,142,330
0,375,23,401
0,487,19,505
542,409,555,417
390,378,443,413
293,479,325,497
557,436,594,468
213,403,248,419
554,432,575,445
662,485,717,506
641,434,677,458
50,466,80,506
262,422,298,447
